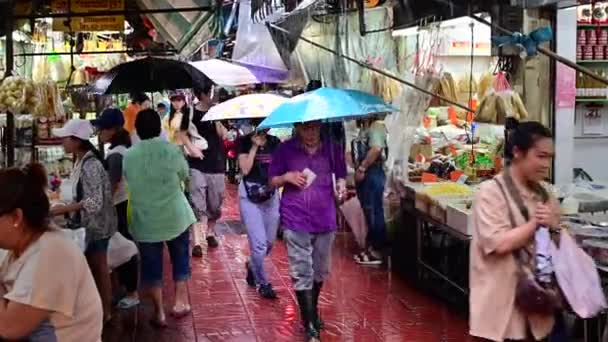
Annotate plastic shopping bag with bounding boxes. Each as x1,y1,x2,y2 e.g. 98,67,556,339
108,232,138,270
340,197,368,250
550,231,607,318
58,228,87,252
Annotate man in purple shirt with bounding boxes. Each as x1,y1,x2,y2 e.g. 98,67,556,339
269,121,347,342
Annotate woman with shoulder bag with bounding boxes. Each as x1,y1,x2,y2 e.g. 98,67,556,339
469,121,562,342
50,119,117,324
238,122,281,299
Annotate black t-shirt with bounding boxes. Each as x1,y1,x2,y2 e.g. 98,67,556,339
180,109,226,173
238,134,281,184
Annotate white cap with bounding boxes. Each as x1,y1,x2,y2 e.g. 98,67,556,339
52,119,94,141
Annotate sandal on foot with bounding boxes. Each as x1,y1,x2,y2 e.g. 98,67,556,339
170,305,192,319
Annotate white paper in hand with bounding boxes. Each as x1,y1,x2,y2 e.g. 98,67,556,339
302,168,316,188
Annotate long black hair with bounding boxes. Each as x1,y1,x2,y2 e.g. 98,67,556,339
169,103,191,123
109,128,132,149
75,138,107,169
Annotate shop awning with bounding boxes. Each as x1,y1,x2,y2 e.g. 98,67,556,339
137,0,215,57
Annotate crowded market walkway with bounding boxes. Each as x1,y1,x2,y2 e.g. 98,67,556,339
103,182,473,342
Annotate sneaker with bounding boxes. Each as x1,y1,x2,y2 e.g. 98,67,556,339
206,235,219,248
117,296,140,310
245,262,256,288
192,245,203,257
355,252,382,265
258,283,278,299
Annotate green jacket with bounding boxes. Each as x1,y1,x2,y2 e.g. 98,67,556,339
123,138,195,242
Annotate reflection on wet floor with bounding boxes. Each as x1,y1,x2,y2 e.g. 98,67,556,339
103,183,472,342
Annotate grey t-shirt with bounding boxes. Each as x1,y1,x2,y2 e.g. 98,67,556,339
107,153,123,186
105,146,129,205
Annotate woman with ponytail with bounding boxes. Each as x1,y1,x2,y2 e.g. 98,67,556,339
51,119,117,324
0,164,103,341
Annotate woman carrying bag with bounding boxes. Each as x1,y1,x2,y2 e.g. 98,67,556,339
469,121,562,341
238,123,281,299
51,119,117,324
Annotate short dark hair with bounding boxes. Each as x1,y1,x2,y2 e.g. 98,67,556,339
110,128,132,149
131,93,150,105
157,103,167,109
135,109,162,140
510,121,552,154
0,163,50,231
306,80,322,92
193,83,213,98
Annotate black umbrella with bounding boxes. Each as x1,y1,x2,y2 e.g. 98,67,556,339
92,57,214,94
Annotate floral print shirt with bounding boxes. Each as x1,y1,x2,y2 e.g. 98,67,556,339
71,152,117,243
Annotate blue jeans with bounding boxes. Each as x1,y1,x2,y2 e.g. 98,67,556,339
239,182,280,286
356,166,386,250
138,229,191,287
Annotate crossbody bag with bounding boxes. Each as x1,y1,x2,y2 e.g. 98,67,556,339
494,172,562,315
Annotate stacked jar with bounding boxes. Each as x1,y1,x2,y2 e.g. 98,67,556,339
578,28,608,60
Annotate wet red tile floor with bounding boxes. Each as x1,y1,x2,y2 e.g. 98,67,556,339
103,182,474,342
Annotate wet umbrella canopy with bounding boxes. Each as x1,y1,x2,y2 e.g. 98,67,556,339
92,57,213,94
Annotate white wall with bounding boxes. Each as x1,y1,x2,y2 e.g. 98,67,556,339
554,8,577,185
573,106,608,181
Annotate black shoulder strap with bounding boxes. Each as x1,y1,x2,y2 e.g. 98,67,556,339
494,178,528,262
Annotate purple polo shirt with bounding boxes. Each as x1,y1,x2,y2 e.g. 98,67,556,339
269,138,347,233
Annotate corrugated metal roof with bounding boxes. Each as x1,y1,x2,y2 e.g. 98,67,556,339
137,0,214,56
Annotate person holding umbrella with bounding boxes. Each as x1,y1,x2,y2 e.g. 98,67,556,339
259,86,396,342
269,121,347,342
238,119,281,299
179,85,227,256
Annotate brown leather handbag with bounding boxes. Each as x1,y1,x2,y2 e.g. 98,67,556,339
495,173,563,315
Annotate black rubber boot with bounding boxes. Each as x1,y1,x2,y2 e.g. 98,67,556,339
295,290,321,342
312,282,325,330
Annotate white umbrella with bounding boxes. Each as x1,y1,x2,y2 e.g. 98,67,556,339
203,93,288,122
190,59,259,87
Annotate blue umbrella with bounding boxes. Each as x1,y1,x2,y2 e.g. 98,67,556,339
257,87,398,129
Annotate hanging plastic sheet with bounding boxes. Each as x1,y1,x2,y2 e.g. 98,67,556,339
294,7,397,94
232,0,289,82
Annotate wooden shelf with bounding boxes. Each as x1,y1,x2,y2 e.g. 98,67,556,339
578,24,608,28
578,60,608,64
576,98,608,103
575,135,608,140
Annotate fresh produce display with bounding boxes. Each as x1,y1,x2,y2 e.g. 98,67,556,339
455,151,494,170
0,77,65,118
0,77,30,114
422,183,473,197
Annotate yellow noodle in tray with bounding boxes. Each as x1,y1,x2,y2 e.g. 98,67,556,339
421,182,473,197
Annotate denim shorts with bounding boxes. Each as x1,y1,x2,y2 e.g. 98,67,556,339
85,237,110,254
138,229,191,287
